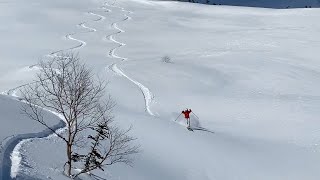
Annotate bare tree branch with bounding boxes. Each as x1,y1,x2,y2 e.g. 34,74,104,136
21,53,139,178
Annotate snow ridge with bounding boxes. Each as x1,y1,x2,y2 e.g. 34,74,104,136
105,3,155,116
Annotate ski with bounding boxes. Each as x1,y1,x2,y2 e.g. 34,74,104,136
192,127,214,134
187,127,193,131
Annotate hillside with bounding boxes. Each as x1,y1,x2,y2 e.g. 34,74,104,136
1,0,320,179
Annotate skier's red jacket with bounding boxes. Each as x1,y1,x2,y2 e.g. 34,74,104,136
182,109,192,119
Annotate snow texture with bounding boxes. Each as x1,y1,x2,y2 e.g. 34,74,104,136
1,0,320,179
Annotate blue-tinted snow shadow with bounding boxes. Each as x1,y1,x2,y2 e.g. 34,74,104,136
0,120,65,180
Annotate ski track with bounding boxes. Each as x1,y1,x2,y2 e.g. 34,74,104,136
79,22,97,32
1,11,105,97
110,63,155,116
106,22,128,60
105,2,155,116
100,3,112,13
0,9,106,179
0,135,15,154
88,12,106,21
48,11,105,58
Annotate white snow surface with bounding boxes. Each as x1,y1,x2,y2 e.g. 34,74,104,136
1,0,320,179
0,95,62,179
0,95,60,147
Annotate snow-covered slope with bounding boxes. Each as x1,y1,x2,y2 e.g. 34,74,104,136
176,0,320,8
1,0,320,179
0,95,63,179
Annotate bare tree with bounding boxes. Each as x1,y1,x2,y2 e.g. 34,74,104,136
21,53,139,178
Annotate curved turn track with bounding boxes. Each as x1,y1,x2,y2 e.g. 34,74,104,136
1,2,157,178
0,9,106,179
2,12,105,97
49,12,105,58
105,2,155,116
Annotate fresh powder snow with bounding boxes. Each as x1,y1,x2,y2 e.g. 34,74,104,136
0,0,320,179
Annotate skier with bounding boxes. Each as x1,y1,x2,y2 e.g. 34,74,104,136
182,108,192,128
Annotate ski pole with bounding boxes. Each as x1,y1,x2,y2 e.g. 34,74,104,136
192,112,199,119
175,113,182,121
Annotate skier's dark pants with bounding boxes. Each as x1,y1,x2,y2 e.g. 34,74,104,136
187,118,190,127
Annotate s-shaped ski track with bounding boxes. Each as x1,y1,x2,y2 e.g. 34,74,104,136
105,3,155,116
49,12,106,58
0,9,107,179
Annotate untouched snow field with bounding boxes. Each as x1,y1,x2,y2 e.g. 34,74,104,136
1,0,320,179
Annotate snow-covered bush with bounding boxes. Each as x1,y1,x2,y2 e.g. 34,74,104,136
162,55,173,63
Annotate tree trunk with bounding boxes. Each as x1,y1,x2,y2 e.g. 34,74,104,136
67,143,72,177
